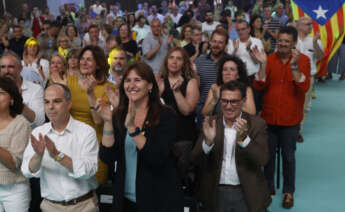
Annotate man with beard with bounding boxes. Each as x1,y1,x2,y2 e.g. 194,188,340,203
107,48,127,86
0,51,45,128
195,28,229,127
252,26,310,209
202,11,220,37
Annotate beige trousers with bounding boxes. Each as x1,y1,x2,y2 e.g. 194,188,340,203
300,76,315,133
41,193,99,212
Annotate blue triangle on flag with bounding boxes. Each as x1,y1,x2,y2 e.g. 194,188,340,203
294,0,345,25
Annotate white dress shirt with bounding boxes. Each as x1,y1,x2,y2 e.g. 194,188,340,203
202,21,220,36
21,80,45,128
21,116,99,201
296,36,323,76
203,117,251,185
227,36,264,76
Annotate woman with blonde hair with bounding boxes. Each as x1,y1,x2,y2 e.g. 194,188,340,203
57,34,71,58
48,53,67,85
22,37,50,85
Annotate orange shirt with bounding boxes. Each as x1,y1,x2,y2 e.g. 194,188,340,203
254,52,310,126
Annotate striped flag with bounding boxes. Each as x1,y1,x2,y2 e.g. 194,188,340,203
291,0,345,77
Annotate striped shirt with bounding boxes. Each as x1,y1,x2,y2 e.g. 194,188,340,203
195,53,229,106
264,18,281,51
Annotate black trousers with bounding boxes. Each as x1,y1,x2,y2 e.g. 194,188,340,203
264,124,299,194
124,198,137,212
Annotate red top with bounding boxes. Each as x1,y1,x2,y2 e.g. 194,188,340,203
254,52,310,126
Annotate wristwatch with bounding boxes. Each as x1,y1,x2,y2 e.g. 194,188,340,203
55,152,65,161
129,127,142,137
291,65,299,71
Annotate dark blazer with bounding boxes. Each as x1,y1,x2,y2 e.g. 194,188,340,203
99,106,184,212
191,112,272,212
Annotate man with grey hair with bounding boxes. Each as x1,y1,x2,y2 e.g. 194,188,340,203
0,51,45,128
22,83,99,212
142,18,172,74
296,16,323,142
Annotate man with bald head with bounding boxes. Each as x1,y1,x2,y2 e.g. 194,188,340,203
296,17,323,142
142,18,172,74
22,83,99,212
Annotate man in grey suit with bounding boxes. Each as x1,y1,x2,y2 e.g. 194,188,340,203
191,81,271,212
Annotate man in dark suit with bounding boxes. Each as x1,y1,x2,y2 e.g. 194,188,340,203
191,81,271,212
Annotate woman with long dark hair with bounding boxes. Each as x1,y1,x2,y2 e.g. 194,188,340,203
202,55,256,115
97,61,183,212
0,77,31,211
67,45,115,185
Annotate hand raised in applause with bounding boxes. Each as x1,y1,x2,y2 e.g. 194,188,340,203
203,116,216,146
31,133,45,157
251,45,267,64
95,97,113,122
78,74,97,94
105,84,119,110
125,98,136,132
171,75,184,92
290,48,301,66
44,135,59,158
234,117,248,142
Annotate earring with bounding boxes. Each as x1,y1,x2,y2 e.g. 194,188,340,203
10,101,14,106
148,89,152,94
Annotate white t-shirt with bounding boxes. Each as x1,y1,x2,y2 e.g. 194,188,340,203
227,36,264,76
169,13,182,25
202,21,220,36
296,36,323,76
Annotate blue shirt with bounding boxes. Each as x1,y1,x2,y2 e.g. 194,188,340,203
124,133,138,202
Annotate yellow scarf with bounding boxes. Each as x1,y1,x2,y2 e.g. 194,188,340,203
58,47,69,58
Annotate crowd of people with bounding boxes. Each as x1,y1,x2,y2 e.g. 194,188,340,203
0,0,343,212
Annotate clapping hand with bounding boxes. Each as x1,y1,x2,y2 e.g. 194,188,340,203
105,84,119,110
233,39,240,51
125,98,136,131
31,134,45,157
211,85,220,105
313,32,320,44
171,76,184,92
290,48,301,65
202,116,216,146
78,74,97,94
251,45,267,64
95,97,113,122
234,117,248,142
44,135,59,158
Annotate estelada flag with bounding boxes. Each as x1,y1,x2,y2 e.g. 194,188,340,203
291,0,345,77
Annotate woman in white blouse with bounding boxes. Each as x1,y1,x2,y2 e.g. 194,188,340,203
22,37,49,86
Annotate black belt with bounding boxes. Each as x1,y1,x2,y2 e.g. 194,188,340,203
45,190,94,206
218,184,242,189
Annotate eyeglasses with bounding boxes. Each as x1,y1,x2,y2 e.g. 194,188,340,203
220,98,242,106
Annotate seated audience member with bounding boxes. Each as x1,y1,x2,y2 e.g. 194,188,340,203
0,77,31,212
191,80,271,212
21,83,99,212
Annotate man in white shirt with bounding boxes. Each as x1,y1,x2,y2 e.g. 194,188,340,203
202,11,220,37
21,83,99,212
147,5,164,23
191,81,270,212
227,20,264,78
169,5,182,25
296,17,323,142
0,51,45,128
